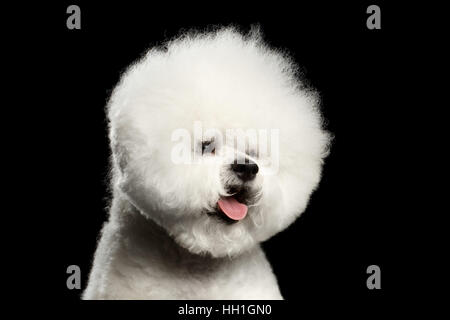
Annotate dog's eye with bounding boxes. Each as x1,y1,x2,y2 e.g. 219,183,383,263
248,149,258,158
202,140,215,155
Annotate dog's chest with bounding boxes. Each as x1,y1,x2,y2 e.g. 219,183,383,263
108,244,282,299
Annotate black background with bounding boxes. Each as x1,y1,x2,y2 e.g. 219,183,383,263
12,0,432,315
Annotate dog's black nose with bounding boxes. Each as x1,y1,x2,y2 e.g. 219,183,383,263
231,160,259,181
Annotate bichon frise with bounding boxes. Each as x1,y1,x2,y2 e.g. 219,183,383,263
84,27,330,300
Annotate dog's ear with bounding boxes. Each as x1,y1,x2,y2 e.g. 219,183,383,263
111,139,130,173
109,122,151,173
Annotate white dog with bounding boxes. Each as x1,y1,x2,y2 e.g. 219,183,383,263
83,27,330,300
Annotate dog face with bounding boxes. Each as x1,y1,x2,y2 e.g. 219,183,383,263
108,28,330,257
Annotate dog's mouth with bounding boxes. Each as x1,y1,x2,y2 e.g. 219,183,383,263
218,196,247,221
210,187,254,224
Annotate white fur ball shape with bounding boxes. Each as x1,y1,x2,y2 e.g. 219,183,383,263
107,27,330,258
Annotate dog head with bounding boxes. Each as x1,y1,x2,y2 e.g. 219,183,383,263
108,28,330,257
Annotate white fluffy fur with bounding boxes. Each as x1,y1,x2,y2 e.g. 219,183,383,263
84,27,330,300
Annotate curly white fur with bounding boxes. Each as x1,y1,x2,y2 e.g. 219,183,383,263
84,27,330,300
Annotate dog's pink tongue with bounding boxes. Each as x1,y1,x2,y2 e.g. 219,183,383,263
218,197,248,221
